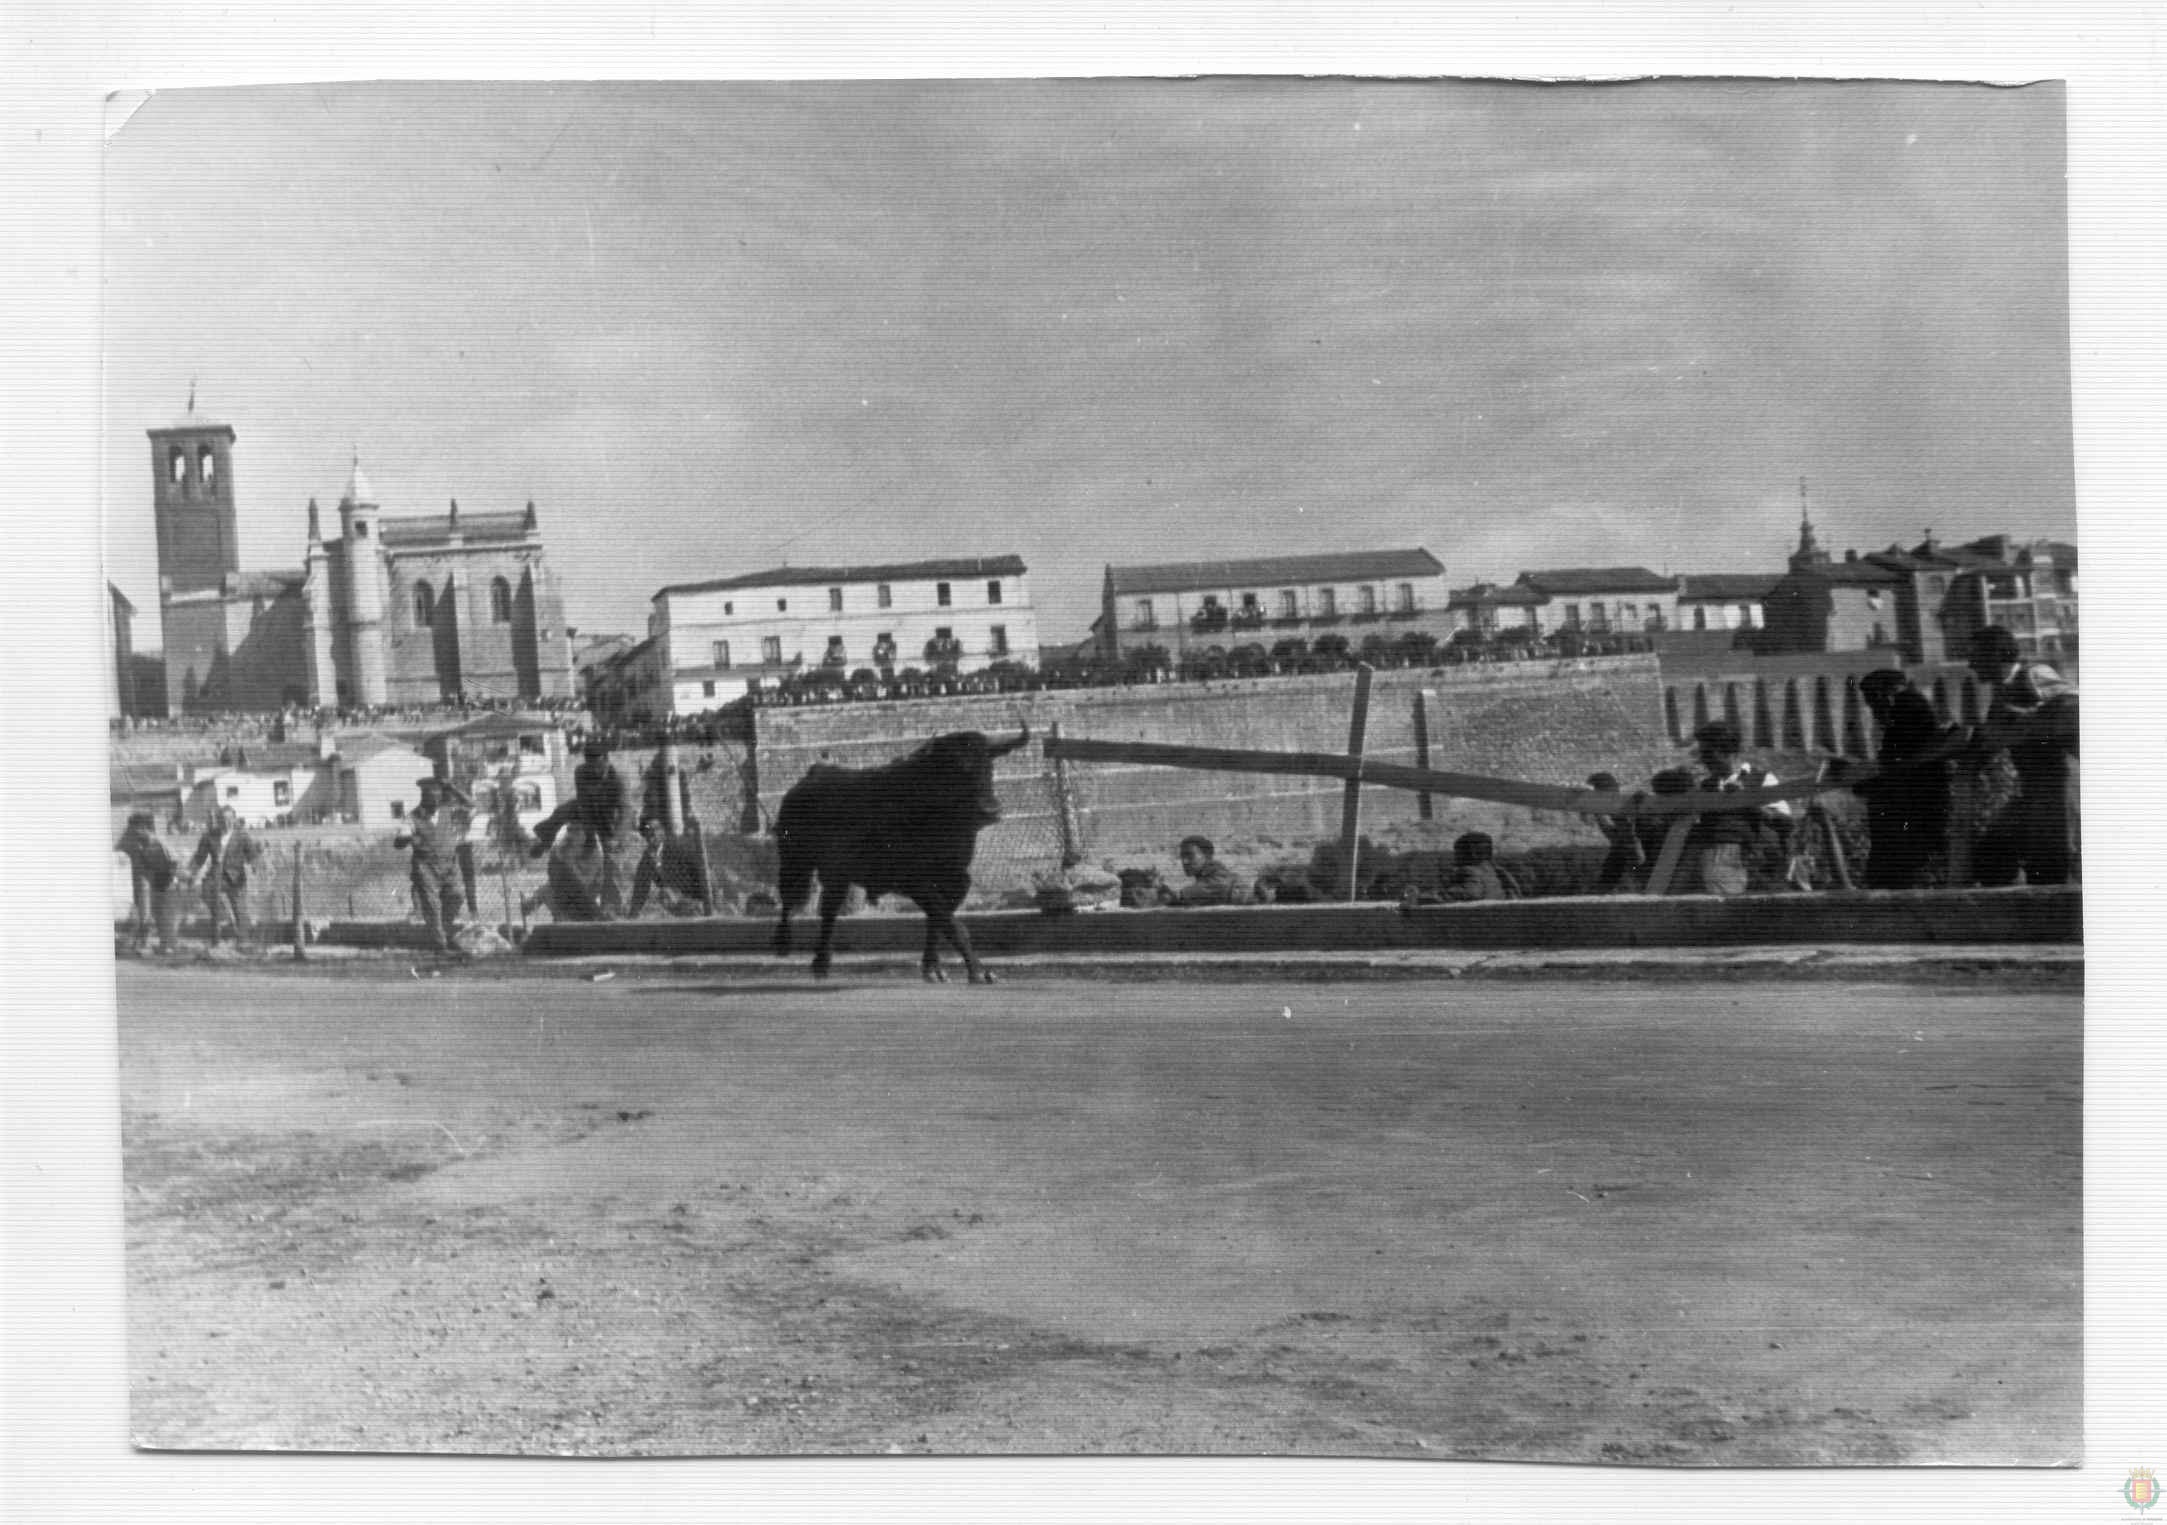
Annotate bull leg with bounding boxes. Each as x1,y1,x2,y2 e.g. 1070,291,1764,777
811,881,849,979
919,916,947,983
929,903,994,985
771,905,793,958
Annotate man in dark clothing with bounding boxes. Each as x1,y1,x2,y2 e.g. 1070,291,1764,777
395,776,473,954
627,816,710,918
1164,834,1250,905
1963,626,2079,886
1441,831,1514,902
116,810,180,953
1845,669,1954,890
185,806,262,947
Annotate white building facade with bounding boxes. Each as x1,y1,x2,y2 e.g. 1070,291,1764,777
641,556,1039,717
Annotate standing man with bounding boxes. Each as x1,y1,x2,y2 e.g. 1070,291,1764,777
395,775,474,955
1843,670,1955,890
185,806,262,948
1964,626,2079,886
115,810,180,954
1674,721,1794,897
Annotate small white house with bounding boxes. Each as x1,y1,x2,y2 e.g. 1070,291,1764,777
331,734,438,826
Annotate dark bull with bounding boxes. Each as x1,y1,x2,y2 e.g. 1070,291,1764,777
771,726,1033,982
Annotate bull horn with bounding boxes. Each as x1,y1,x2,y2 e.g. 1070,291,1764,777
991,723,1032,756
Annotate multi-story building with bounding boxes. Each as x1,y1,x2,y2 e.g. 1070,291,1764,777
148,408,576,713
1098,549,1451,664
1758,513,2078,666
637,556,1037,718
1510,566,1681,636
1675,573,1779,634
1443,580,1548,640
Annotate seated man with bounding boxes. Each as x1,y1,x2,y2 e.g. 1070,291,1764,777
627,816,712,918
1672,721,1793,897
1164,834,1250,906
1440,831,1514,902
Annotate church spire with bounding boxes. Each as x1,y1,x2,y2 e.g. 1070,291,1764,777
342,447,375,508
1789,475,1828,571
306,496,322,545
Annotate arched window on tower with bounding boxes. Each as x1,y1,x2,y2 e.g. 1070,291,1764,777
490,576,513,624
168,447,188,490
413,581,434,628
198,446,217,491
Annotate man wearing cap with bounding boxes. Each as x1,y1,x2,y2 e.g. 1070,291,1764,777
1675,720,1793,897
1963,625,2079,886
185,806,264,947
394,775,474,955
115,810,180,954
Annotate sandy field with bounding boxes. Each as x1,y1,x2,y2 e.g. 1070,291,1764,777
117,958,2079,1463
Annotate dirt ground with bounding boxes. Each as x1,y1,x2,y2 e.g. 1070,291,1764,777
116,957,2079,1463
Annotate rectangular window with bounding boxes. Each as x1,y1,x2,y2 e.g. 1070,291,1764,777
724,601,734,615
1134,599,1156,630
273,780,292,806
389,800,404,819
986,580,1003,605
1240,592,1260,613
828,587,843,613
712,640,731,668
877,584,892,609
825,635,847,663
761,636,782,665
1395,583,1415,612
989,625,1009,656
776,597,788,612
1622,603,1639,624
1563,603,1581,628
1358,585,1377,615
1319,588,1337,616
1279,590,1298,618
936,582,953,607
702,680,716,698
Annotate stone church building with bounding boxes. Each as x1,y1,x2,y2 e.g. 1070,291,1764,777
151,412,575,713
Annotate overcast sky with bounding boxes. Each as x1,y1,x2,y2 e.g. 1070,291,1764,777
101,78,2073,647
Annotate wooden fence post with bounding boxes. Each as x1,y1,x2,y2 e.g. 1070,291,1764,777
1412,689,1437,821
1643,815,1696,897
1048,719,1082,864
289,841,306,961
1338,665,1374,901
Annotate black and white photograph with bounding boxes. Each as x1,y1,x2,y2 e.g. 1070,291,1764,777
88,74,2095,1471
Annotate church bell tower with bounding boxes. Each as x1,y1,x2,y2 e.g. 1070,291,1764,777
148,393,240,598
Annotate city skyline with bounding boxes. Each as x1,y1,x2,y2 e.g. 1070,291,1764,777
103,79,2075,653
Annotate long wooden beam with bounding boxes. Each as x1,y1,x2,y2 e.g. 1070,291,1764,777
1042,733,1906,818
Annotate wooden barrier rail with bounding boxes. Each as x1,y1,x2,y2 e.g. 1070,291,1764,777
1039,675,1983,896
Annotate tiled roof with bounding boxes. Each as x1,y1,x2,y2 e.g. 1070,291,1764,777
111,763,183,797
1679,573,1782,600
379,511,532,548
336,731,428,765
1791,560,1903,587
1447,580,1546,606
660,556,1029,598
1515,566,1677,596
1106,549,1443,597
